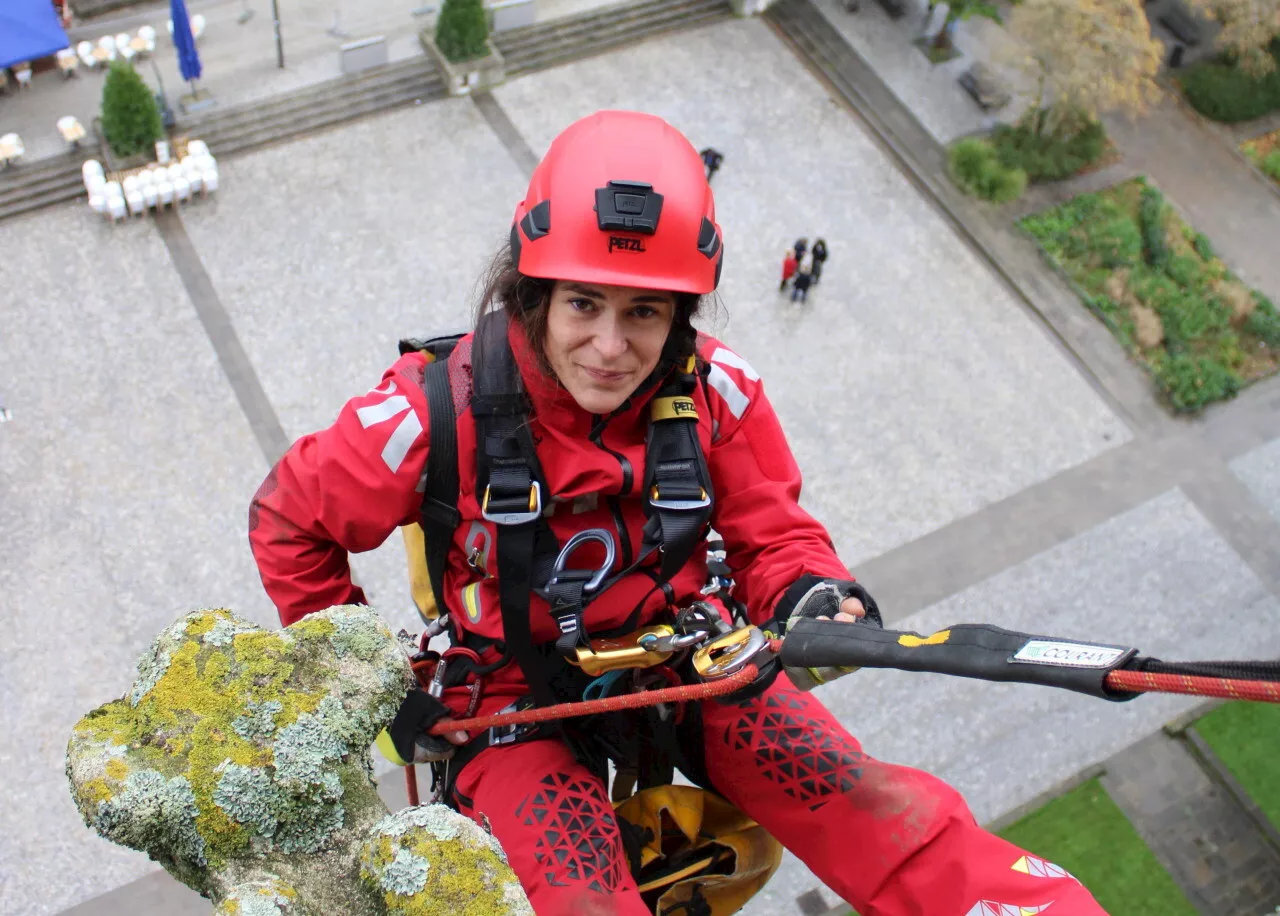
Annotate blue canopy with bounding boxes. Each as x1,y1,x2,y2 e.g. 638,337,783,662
170,0,202,84
0,0,70,70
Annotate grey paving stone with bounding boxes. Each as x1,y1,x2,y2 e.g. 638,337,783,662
176,97,530,633
493,17,1130,569
808,0,1037,144
742,487,1280,914
0,203,276,915
1230,436,1280,527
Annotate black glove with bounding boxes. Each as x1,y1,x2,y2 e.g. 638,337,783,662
771,575,882,633
389,687,458,764
771,575,883,691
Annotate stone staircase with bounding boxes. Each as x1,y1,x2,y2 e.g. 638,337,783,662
0,58,445,224
0,0,734,224
493,0,733,76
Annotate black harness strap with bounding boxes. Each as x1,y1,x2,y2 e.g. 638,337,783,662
643,358,714,584
471,310,560,708
420,355,461,618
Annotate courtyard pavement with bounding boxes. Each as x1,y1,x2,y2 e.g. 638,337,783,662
2,10,1280,916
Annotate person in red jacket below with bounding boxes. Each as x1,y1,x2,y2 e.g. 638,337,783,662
249,110,1108,916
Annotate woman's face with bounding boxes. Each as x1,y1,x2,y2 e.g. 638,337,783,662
543,280,677,415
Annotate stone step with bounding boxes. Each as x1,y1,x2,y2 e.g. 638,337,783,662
494,0,722,51
179,59,440,138
498,0,733,75
194,71,446,156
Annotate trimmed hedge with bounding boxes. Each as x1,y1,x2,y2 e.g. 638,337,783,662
435,0,489,63
1179,45,1280,123
100,60,162,159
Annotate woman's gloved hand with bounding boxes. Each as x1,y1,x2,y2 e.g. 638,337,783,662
771,575,883,691
387,687,471,764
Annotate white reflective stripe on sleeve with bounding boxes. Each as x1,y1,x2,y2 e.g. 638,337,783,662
710,347,760,381
356,395,411,427
381,410,423,474
707,364,750,419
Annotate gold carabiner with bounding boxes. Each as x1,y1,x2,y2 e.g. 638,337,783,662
571,625,677,678
692,627,768,680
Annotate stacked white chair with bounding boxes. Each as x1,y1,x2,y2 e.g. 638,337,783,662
137,25,157,53
82,159,105,186
187,140,209,157
155,171,175,208
117,33,136,62
0,133,25,166
104,181,126,222
140,170,160,210
180,155,203,194
169,163,191,202
77,40,97,69
98,36,117,61
191,14,207,40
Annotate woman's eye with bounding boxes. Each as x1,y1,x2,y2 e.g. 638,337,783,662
569,298,595,313
631,305,658,319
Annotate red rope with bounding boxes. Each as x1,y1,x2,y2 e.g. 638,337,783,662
428,663,759,736
1107,669,1280,703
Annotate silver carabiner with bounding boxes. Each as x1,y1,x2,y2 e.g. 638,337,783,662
547,528,616,596
692,627,769,680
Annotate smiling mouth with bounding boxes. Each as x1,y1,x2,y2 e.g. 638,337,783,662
581,366,629,383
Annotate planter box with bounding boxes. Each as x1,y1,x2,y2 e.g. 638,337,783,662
419,31,506,96
93,117,155,172
487,0,536,32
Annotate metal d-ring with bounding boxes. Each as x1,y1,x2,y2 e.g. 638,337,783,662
548,528,616,596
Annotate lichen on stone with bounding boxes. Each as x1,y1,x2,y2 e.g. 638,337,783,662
380,848,430,896
66,604,530,915
233,700,285,743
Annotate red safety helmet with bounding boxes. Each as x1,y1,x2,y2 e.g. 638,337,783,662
510,110,724,295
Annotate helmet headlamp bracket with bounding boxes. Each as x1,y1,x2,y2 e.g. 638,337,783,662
595,180,663,235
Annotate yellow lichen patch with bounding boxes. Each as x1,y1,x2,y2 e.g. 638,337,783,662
290,615,337,642
378,836,517,916
80,777,115,807
185,611,225,637
105,758,129,780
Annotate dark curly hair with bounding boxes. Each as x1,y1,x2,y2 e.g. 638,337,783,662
473,243,704,381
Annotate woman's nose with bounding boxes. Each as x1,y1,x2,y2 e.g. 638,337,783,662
593,323,628,360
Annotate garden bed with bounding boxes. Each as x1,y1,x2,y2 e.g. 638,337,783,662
1191,701,1280,830
1179,43,1280,123
1241,127,1280,187
1019,177,1280,412
998,779,1197,916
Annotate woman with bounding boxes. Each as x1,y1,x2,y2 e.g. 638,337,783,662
249,110,1106,916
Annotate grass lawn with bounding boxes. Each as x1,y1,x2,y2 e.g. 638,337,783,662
1192,701,1280,829
998,779,1198,916
1242,128,1280,187
1019,176,1280,412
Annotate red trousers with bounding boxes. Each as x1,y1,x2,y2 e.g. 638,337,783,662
453,678,1109,915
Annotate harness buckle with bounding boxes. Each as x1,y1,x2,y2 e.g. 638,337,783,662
481,482,542,525
649,485,711,512
692,627,769,681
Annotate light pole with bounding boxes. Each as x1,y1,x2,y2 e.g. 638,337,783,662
271,0,285,68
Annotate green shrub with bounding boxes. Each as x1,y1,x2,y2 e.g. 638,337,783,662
1138,187,1170,271
435,0,489,63
1262,150,1280,180
1157,352,1241,410
1087,216,1143,268
1192,232,1215,260
1179,49,1280,123
1166,254,1206,289
100,60,162,159
1245,296,1280,346
948,138,1028,203
990,112,1107,182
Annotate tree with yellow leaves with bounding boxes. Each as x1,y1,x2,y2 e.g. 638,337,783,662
1187,0,1280,76
1009,0,1164,136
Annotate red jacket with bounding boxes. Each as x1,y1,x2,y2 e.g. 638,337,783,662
248,323,850,692
781,255,799,281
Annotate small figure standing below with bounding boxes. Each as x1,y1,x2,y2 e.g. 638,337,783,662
700,147,725,182
793,237,809,265
780,249,799,291
791,266,814,302
810,238,829,285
